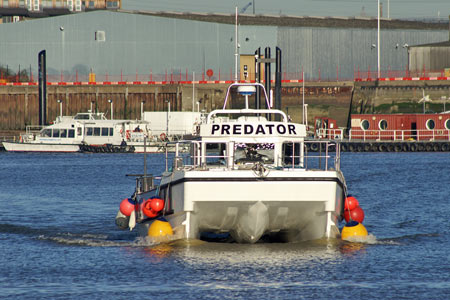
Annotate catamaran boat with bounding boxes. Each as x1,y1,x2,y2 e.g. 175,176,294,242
2,111,165,153
116,83,346,243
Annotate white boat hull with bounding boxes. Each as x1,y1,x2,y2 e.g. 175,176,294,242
137,170,344,243
2,141,80,152
119,82,347,244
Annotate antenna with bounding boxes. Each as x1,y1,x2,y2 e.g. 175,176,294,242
234,6,239,83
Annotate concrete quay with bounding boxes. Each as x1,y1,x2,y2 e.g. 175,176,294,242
1,79,450,133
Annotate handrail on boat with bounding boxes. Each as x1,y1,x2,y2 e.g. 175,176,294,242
207,82,288,123
207,108,288,123
165,139,341,172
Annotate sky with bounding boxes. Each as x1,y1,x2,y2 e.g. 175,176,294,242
123,0,450,20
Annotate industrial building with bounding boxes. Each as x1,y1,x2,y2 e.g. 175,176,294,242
408,40,450,75
0,10,449,82
0,0,121,23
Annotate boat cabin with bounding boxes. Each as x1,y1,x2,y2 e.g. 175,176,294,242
169,83,340,172
314,116,341,139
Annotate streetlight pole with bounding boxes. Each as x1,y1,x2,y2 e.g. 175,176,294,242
387,0,390,19
141,100,145,120
165,99,170,137
192,71,195,112
302,71,305,125
57,99,62,119
60,26,65,82
377,0,381,79
108,99,113,120
234,6,239,83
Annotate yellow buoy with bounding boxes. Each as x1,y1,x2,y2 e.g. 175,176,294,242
148,219,174,238
341,221,368,241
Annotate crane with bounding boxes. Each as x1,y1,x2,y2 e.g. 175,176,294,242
240,2,252,13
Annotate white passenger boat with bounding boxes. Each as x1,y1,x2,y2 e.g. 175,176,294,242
116,83,346,243
3,111,165,153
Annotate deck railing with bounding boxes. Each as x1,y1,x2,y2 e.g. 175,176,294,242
167,140,340,172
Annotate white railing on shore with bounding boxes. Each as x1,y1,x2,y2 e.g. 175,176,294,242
316,128,450,141
349,129,450,141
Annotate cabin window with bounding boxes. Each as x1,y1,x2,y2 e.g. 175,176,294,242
86,127,93,136
77,127,82,136
445,119,450,130
41,129,52,137
158,186,173,214
68,129,75,138
60,129,67,138
360,119,370,130
93,127,101,136
235,143,274,165
205,143,227,166
379,120,388,130
52,129,60,138
426,119,435,130
282,142,302,166
101,128,109,136
74,114,89,120
109,128,114,136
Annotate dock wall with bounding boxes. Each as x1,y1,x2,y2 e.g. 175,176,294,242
0,81,354,132
2,79,450,133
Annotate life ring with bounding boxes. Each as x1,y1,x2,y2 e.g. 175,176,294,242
19,136,23,143
160,133,166,141
125,130,131,140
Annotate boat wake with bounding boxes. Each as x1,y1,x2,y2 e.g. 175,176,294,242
377,232,440,245
342,233,379,244
0,222,164,248
38,232,184,248
37,233,132,247
342,232,440,246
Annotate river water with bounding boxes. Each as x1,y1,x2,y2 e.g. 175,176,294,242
0,152,449,299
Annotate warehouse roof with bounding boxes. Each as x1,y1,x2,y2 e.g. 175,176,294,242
121,10,449,30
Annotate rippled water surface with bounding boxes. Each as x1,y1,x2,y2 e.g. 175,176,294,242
0,152,449,299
